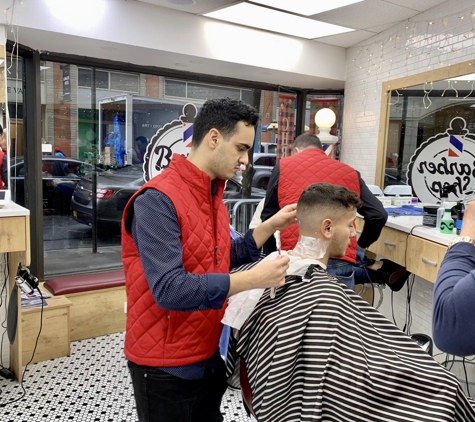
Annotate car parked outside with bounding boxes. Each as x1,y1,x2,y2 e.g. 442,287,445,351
10,156,97,214
234,153,276,190
71,167,266,232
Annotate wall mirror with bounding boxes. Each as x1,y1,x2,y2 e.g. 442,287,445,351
376,60,475,203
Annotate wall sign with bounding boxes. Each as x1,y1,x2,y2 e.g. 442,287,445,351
62,65,71,102
143,103,197,182
407,117,475,203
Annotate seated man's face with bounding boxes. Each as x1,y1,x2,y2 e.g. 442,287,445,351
329,207,357,258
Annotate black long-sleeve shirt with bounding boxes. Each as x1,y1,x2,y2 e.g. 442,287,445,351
261,161,387,254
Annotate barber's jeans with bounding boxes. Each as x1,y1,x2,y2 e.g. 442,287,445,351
326,259,355,290
128,357,228,422
327,250,378,289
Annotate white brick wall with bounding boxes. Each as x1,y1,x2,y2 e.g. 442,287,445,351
342,0,475,183
342,0,475,387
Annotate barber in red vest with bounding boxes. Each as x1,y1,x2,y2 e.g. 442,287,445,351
262,133,391,290
122,98,297,422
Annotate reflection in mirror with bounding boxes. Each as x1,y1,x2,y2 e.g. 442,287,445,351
378,61,475,204
4,54,24,205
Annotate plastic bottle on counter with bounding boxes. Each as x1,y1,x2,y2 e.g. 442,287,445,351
456,203,465,235
436,183,459,230
440,208,455,234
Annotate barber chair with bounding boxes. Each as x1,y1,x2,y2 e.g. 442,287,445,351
240,357,258,419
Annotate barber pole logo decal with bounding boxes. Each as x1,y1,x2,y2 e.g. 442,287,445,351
407,117,475,203
143,103,197,182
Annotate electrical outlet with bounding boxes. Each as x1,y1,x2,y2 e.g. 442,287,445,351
124,301,127,314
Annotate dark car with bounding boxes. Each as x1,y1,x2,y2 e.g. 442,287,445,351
71,166,266,231
234,153,276,190
10,156,97,213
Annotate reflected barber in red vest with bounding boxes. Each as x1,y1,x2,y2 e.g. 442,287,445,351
261,133,388,290
121,97,297,422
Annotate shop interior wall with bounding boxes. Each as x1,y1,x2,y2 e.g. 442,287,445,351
341,0,475,390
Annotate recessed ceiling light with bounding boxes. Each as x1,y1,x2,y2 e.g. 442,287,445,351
166,0,195,5
204,3,354,39
250,0,365,16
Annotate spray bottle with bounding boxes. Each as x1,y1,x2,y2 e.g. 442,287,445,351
436,183,458,230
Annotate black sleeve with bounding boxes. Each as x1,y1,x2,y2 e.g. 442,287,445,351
2,154,7,188
261,163,280,254
356,172,388,249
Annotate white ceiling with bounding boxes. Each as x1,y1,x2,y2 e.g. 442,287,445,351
7,0,450,89
137,0,448,47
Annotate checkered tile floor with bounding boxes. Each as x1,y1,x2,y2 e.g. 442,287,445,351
0,332,249,422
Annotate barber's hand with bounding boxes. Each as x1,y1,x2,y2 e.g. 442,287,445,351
268,204,297,231
250,255,290,289
461,201,475,238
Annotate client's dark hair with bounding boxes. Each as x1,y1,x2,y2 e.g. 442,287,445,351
297,183,362,226
192,97,259,147
293,133,322,151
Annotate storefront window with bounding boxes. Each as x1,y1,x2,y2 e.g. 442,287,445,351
5,54,334,277
29,63,270,276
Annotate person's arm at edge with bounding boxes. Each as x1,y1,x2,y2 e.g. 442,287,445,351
432,242,475,356
356,172,388,249
433,203,475,356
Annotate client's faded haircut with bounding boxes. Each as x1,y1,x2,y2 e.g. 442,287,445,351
297,183,362,232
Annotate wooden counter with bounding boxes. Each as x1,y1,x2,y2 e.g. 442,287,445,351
0,202,31,381
357,211,455,284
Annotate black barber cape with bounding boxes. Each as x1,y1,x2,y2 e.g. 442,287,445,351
227,263,475,422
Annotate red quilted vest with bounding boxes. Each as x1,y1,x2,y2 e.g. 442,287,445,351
278,148,361,264
122,154,231,367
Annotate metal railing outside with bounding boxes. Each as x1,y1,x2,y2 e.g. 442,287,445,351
224,199,262,234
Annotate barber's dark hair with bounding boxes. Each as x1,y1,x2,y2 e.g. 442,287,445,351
192,97,259,147
297,183,362,220
293,133,322,151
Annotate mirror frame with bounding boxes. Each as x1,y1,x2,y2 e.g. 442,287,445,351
375,59,475,188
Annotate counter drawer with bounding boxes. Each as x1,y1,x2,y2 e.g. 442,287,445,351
367,226,408,266
406,236,447,284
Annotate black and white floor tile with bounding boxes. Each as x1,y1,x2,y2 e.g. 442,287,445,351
0,332,249,422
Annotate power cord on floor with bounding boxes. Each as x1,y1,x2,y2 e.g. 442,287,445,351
402,274,415,335
0,286,45,407
441,354,474,398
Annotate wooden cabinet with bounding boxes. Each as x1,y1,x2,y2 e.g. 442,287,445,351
0,204,31,382
21,296,72,365
356,216,449,284
406,236,447,283
366,226,409,266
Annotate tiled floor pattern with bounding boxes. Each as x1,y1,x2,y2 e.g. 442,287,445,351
0,332,249,422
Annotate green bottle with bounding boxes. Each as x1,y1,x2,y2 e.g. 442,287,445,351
440,208,454,234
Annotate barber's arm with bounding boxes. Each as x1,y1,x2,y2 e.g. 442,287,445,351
356,173,388,249
132,190,230,312
231,202,297,267
433,201,475,356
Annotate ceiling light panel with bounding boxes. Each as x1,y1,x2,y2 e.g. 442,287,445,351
204,3,354,39
250,0,365,16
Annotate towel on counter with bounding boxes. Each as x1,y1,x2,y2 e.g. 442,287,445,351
385,205,424,217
